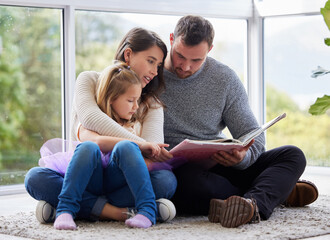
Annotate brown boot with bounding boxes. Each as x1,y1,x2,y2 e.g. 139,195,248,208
208,196,260,228
284,179,319,207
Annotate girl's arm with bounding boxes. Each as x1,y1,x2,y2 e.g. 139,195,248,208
79,126,168,158
72,71,145,142
79,125,129,152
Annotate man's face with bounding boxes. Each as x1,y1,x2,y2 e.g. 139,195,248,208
170,35,210,79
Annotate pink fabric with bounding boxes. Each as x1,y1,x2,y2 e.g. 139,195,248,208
38,138,175,175
39,138,113,175
38,138,79,176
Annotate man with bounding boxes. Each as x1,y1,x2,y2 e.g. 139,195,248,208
160,15,318,228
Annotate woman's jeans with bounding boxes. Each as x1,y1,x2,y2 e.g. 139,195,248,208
25,141,177,224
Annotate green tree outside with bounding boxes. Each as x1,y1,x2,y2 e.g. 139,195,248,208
266,84,330,166
0,6,62,184
0,7,329,186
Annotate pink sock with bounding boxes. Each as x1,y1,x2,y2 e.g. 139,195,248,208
125,214,152,229
54,213,77,230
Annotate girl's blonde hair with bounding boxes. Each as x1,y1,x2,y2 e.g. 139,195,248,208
96,61,141,126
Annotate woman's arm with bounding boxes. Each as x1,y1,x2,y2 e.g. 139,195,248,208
140,101,165,143
71,71,145,142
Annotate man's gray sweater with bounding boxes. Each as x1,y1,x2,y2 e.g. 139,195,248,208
161,57,265,170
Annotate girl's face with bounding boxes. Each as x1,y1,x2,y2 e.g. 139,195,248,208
111,84,142,121
125,45,164,88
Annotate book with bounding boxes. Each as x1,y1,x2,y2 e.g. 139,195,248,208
169,113,286,163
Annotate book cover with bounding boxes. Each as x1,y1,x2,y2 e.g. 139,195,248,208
169,113,286,162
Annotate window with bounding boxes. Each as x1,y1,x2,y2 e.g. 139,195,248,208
1,1,327,189
0,6,62,185
1,7,246,186
264,15,330,166
75,11,246,140
75,11,247,84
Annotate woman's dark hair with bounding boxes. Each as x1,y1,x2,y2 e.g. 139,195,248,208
115,27,167,109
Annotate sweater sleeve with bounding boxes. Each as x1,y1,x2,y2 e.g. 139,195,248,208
140,101,165,143
72,71,145,142
221,71,265,170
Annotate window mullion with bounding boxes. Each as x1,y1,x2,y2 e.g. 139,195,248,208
247,9,264,125
62,5,76,141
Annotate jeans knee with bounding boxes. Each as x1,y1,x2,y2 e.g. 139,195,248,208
114,140,138,152
161,171,177,198
24,167,39,192
74,141,101,166
77,141,100,154
151,170,177,199
286,145,306,169
112,140,143,165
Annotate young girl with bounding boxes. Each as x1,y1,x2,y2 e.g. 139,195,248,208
48,61,174,230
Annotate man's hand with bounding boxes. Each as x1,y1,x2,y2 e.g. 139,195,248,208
211,139,254,167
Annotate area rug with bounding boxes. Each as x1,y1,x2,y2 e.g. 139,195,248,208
0,195,329,240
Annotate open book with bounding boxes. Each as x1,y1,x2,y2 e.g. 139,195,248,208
168,113,286,163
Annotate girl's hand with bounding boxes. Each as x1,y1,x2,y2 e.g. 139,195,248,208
139,142,169,160
149,147,173,162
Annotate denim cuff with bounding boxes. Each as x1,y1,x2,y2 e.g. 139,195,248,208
90,196,108,221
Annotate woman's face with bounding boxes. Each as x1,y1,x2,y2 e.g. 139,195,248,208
125,45,164,88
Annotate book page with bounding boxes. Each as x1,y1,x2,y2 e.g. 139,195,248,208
240,113,286,145
189,138,242,144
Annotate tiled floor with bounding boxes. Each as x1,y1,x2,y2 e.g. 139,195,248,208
0,166,329,239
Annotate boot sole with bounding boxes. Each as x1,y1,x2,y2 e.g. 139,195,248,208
208,196,254,228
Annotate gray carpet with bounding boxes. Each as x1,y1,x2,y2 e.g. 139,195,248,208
0,195,329,240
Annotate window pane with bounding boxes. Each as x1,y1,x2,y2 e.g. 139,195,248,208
75,12,246,139
264,15,330,166
75,11,246,84
0,6,62,185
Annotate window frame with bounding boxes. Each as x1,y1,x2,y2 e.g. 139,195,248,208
0,0,324,194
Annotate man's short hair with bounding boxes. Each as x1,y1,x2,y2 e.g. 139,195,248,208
173,15,214,48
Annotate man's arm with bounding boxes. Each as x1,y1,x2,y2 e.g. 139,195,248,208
215,72,265,170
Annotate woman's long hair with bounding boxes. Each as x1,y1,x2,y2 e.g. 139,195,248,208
115,27,167,121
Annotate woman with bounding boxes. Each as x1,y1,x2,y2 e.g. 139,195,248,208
24,28,177,226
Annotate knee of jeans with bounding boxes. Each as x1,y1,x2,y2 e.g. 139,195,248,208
77,141,100,153
113,140,142,163
24,167,39,192
75,141,101,165
152,170,177,199
114,140,138,152
286,145,306,171
24,167,37,192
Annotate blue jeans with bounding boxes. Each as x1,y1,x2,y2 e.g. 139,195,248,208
25,141,177,224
